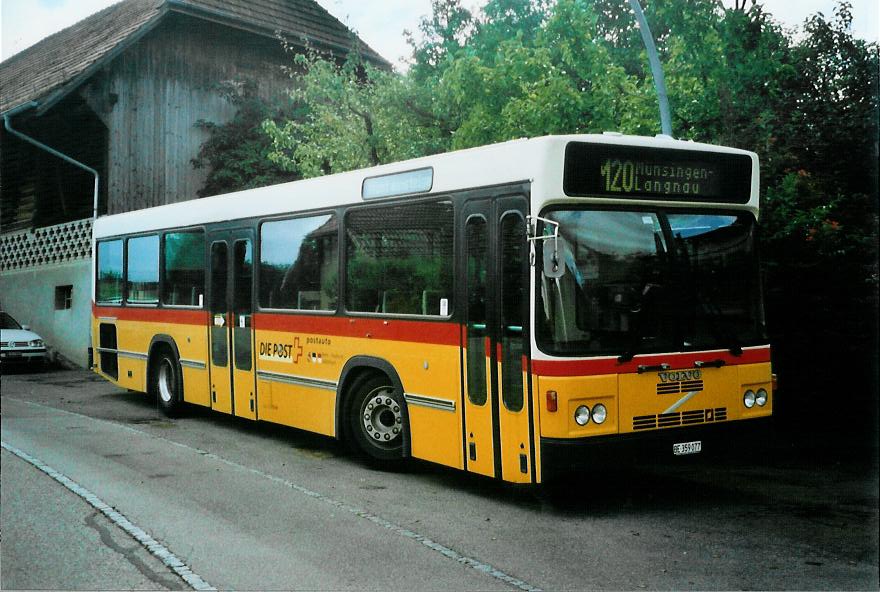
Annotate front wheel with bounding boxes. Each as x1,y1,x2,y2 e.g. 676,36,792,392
347,374,407,466
152,350,183,417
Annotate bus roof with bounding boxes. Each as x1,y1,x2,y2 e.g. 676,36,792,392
93,133,759,238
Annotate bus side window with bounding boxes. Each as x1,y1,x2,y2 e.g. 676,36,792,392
345,200,454,316
210,242,228,367
162,231,204,307
259,214,338,311
126,235,159,305
500,213,525,412
465,216,488,405
96,239,124,305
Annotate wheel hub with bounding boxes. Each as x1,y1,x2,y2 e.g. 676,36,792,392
158,360,174,403
361,387,402,445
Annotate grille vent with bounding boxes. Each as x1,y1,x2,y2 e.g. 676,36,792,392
633,407,727,431
657,380,704,395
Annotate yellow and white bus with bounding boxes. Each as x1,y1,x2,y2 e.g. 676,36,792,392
91,133,772,483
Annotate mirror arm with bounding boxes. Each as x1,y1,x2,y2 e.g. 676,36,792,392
526,216,560,268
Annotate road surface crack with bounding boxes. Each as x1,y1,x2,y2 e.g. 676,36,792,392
85,511,180,590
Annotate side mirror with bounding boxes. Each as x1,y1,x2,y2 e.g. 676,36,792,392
22,324,30,331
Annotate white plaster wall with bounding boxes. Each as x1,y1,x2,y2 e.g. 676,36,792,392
0,259,91,367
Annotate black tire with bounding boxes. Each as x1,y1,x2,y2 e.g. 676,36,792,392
347,374,407,465
151,349,183,417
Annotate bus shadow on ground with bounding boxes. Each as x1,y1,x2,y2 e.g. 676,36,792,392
173,398,347,457
396,451,767,516
100,388,877,520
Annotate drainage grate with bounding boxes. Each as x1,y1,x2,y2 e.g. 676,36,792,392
632,407,727,431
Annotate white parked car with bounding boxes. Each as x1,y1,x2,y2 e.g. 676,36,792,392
1,311,47,367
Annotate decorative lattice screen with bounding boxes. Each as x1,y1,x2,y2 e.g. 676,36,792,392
0,218,93,271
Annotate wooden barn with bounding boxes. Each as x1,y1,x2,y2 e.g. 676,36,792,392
0,0,386,367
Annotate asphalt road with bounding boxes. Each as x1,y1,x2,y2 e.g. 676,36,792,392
2,368,877,591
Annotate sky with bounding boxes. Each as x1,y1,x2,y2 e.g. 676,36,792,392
0,0,877,66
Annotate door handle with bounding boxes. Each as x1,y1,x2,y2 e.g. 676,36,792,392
694,359,726,368
637,363,671,374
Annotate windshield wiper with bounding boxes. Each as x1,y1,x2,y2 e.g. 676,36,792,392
696,293,743,356
672,234,743,357
617,283,664,363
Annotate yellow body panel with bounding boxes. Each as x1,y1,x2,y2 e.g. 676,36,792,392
537,374,619,439
257,379,336,436
737,362,774,420
497,366,532,483
254,328,464,470
232,345,257,420
462,354,495,477
94,310,771,484
92,316,210,402
536,363,772,439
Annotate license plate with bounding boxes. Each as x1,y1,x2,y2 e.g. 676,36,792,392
673,440,702,456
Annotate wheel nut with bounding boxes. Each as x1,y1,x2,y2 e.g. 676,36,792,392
393,427,399,434
368,403,373,410
396,417,402,424
384,434,390,440
393,406,399,412
366,425,372,431
385,398,392,405
374,433,380,439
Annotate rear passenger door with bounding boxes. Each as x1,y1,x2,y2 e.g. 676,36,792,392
207,229,257,419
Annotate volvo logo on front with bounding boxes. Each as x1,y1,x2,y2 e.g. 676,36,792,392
658,369,702,382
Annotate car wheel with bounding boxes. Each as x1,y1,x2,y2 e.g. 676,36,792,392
347,374,406,465
152,349,183,417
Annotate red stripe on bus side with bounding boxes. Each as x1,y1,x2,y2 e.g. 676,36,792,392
531,347,771,377
92,304,208,325
254,313,461,347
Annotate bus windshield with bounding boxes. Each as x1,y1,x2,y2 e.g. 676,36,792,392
537,209,766,356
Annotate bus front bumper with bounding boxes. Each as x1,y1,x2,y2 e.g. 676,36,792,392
541,417,772,475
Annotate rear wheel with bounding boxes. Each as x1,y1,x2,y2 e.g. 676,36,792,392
152,349,183,417
347,374,407,465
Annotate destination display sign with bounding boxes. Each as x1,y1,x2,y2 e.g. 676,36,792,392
563,143,752,203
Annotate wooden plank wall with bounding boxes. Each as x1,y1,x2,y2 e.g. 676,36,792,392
97,13,292,214
0,95,107,232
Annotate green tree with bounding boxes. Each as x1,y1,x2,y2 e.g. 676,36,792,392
192,81,301,197
198,0,878,429
263,50,446,177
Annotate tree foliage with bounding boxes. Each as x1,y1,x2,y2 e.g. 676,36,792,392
192,81,301,197
198,0,878,427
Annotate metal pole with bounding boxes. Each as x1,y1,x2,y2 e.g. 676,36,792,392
3,101,101,220
628,0,673,137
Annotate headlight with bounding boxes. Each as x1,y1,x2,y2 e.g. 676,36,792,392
28,339,44,347
756,388,768,407
743,390,756,408
574,405,590,426
592,403,607,424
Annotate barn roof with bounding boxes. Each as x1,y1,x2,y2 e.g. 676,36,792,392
0,0,388,116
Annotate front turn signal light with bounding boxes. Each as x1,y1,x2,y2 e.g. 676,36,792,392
546,390,558,412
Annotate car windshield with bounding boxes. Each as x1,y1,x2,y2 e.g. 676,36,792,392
1,312,23,330
536,209,766,356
